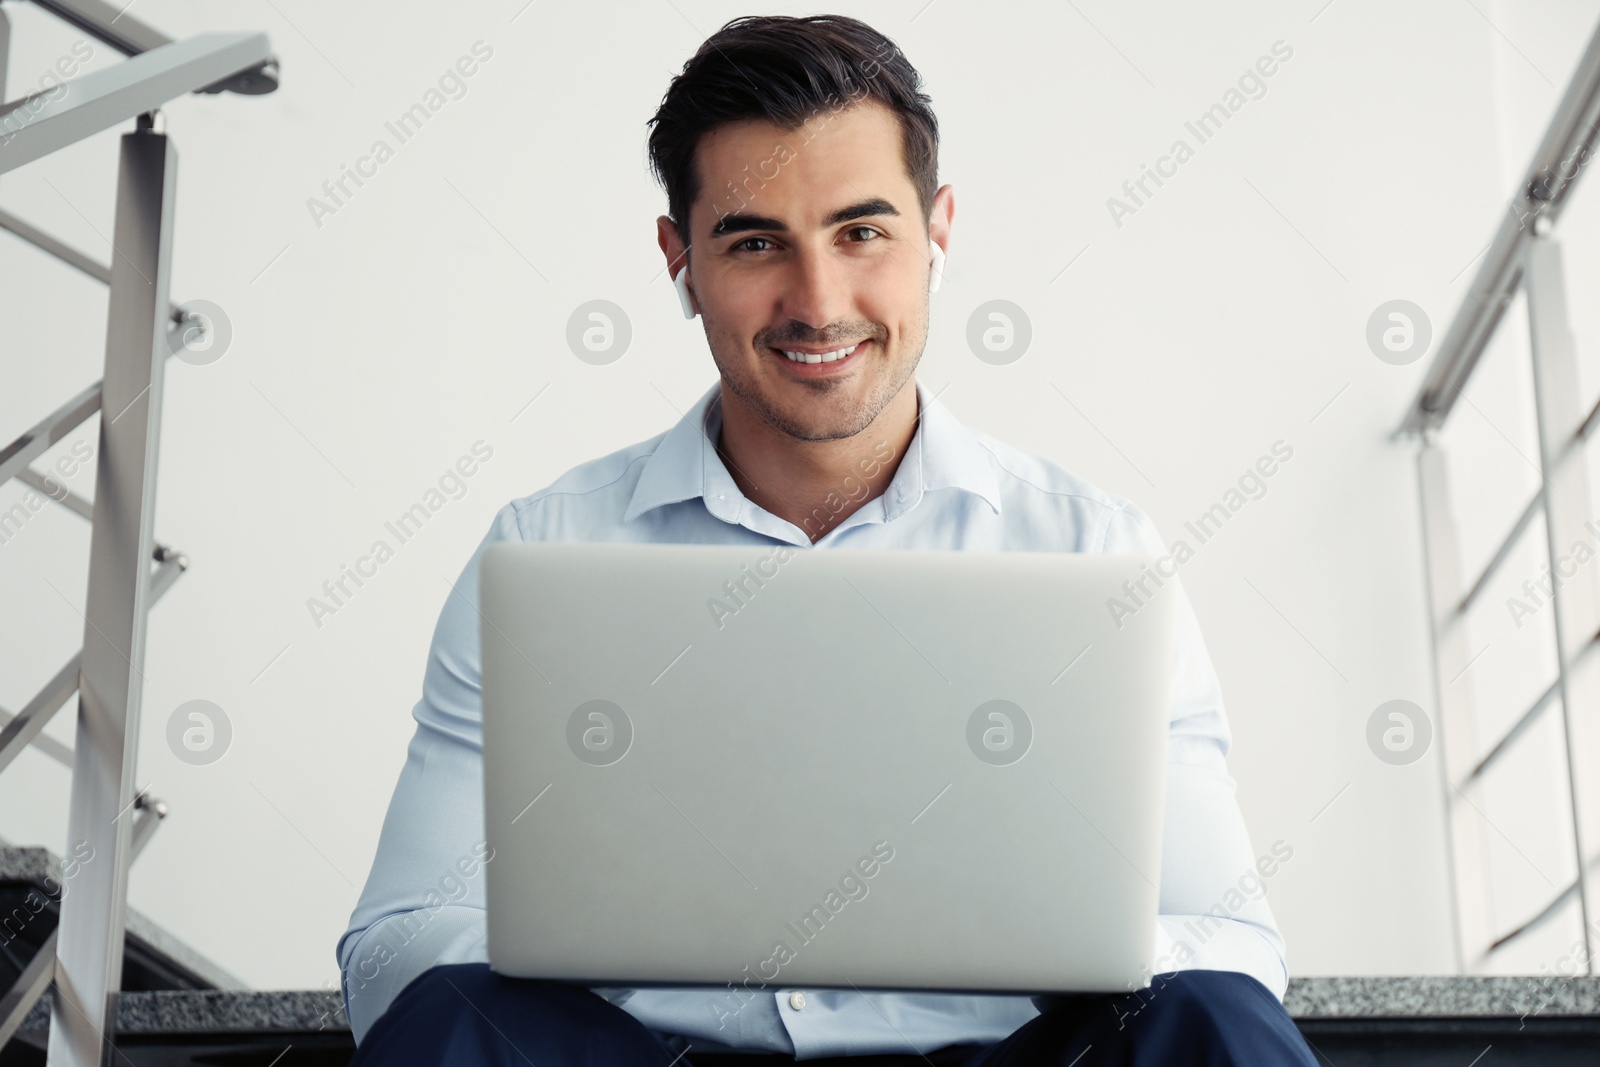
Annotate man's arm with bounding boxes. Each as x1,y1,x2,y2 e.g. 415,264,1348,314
1103,500,1291,1001
335,503,520,1042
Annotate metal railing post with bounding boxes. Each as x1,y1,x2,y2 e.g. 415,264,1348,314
45,113,176,1067
1415,435,1495,970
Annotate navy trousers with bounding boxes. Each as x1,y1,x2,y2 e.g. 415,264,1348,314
349,963,1322,1066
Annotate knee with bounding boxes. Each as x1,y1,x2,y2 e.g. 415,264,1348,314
360,962,671,1064
1127,970,1278,1027
1007,973,1315,1065
398,962,614,1025
1175,970,1281,1012
1120,970,1314,1062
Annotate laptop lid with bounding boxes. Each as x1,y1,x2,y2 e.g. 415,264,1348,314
481,541,1174,995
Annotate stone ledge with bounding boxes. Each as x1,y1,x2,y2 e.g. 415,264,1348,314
15,978,1600,1037
20,990,346,1036
1283,975,1600,1018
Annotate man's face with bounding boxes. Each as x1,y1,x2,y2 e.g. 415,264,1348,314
658,100,952,443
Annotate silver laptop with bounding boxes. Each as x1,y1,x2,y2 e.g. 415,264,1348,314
480,541,1175,995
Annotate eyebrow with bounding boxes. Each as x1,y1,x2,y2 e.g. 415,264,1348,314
708,197,902,240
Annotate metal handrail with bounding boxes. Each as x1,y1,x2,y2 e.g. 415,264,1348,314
0,33,273,175
1397,21,1600,436
25,0,277,94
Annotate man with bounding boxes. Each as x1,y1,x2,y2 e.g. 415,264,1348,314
337,14,1320,1066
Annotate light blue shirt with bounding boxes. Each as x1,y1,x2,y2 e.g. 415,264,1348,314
337,378,1291,1058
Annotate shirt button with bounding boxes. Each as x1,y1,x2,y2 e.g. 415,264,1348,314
788,991,806,1010
718,493,725,501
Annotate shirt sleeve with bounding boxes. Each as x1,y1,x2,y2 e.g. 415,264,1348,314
1098,499,1291,1001
335,503,521,1043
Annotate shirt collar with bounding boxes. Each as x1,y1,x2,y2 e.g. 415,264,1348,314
622,378,1003,527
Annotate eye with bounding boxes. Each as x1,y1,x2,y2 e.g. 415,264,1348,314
732,236,775,254
845,225,881,242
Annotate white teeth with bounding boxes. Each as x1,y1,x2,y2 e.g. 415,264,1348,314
780,342,861,364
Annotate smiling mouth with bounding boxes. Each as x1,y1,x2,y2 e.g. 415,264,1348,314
769,340,869,365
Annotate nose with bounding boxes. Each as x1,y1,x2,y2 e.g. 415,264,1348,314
778,243,854,336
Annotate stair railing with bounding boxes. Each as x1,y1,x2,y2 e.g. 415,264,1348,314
0,2,276,1062
1395,14,1600,978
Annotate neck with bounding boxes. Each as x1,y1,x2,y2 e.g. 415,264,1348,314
715,383,919,543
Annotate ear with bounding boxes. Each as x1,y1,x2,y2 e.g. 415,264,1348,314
657,214,698,318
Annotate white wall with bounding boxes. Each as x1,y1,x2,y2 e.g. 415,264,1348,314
2,0,1597,991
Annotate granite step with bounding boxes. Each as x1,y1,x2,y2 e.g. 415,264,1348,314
5,847,1598,1064
5,977,1596,1065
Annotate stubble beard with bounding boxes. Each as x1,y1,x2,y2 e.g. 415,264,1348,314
707,307,927,444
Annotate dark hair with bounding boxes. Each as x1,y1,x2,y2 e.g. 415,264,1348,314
647,14,939,256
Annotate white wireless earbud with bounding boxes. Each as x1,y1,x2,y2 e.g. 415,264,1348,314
674,266,698,319
929,242,946,294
